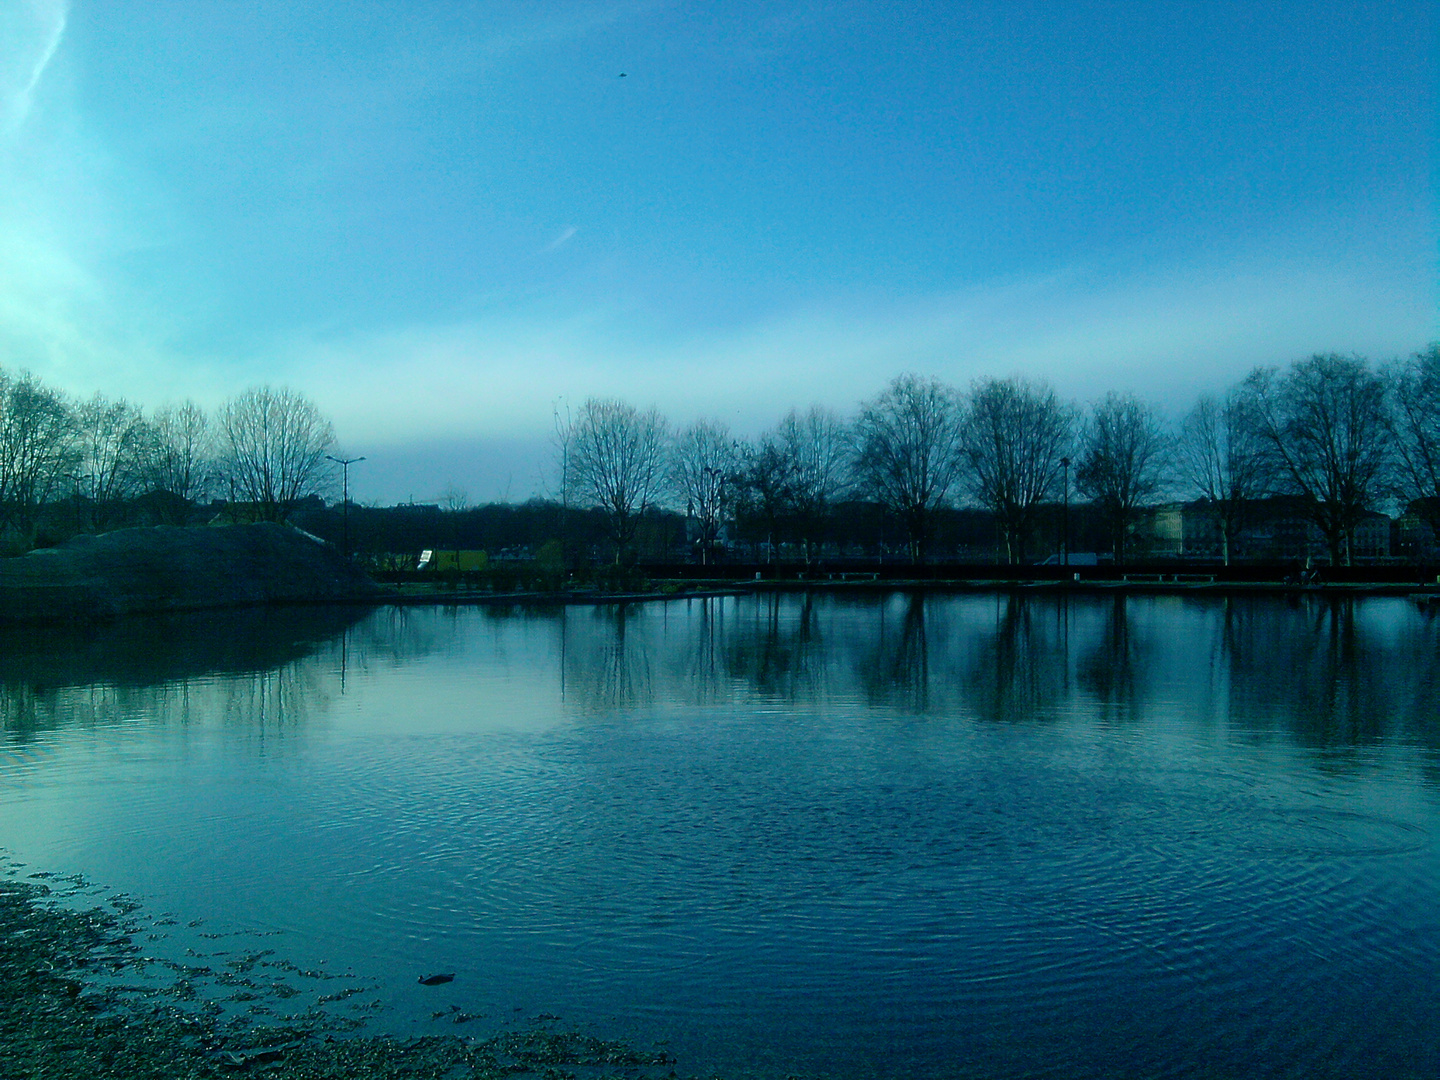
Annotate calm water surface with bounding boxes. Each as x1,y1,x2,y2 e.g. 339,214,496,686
1,593,1438,1079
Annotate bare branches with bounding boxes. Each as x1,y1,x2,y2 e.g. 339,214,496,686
736,432,796,561
781,406,849,552
147,401,216,517
561,397,668,562
736,407,850,563
218,386,336,522
670,419,737,564
76,394,150,531
852,374,965,562
0,371,77,543
961,377,1076,564
1387,344,1440,534
1175,390,1271,564
1246,354,1392,565
1075,392,1168,562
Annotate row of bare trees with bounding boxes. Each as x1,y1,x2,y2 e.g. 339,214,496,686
558,346,1440,565
1181,351,1439,565
0,374,336,548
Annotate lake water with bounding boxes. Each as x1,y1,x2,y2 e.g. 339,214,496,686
1,592,1438,1079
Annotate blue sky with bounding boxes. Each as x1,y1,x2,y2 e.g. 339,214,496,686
0,0,1434,504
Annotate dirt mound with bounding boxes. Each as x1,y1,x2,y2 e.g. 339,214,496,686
0,524,382,623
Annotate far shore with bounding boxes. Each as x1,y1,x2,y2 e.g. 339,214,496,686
377,574,1440,607
1,521,1436,627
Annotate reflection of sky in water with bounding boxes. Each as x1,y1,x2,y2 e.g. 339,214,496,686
0,594,1438,1080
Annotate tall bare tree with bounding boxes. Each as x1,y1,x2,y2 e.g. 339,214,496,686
1246,354,1392,565
961,377,1076,564
1176,389,1272,564
1075,392,1169,562
736,431,796,563
0,370,77,546
76,394,151,532
852,373,965,561
218,386,336,522
1386,343,1440,540
778,405,849,562
562,397,668,562
146,401,215,520
671,418,737,564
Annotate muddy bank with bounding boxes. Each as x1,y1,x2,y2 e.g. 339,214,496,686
0,525,382,624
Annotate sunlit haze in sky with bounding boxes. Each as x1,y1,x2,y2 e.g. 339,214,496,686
0,1,1434,504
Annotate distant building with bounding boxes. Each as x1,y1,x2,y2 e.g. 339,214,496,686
1394,513,1437,560
1135,498,1394,562
1352,511,1393,560
1137,502,1222,558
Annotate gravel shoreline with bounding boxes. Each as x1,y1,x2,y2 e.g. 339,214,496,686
0,870,698,1080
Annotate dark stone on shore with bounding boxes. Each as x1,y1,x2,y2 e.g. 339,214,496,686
0,524,382,624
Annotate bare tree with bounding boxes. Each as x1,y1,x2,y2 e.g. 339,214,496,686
1176,389,1272,564
439,484,469,565
736,431,797,563
0,370,77,546
562,397,668,562
1246,354,1392,565
218,386,336,522
736,406,850,563
961,377,1076,564
671,419,737,564
1075,392,1169,562
439,484,469,514
852,373,966,562
779,406,849,563
1386,343,1440,540
144,400,215,523
76,394,151,532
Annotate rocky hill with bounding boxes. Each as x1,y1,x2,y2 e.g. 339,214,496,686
0,524,382,623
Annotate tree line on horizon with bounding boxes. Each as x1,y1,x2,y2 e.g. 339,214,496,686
0,378,334,552
559,346,1440,566
0,345,1437,565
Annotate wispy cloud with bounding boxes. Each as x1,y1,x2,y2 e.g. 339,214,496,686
0,0,67,134
542,225,578,253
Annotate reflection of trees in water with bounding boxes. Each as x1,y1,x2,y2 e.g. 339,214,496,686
1075,594,1148,723
548,591,1083,719
558,595,833,713
0,606,373,690
561,604,654,711
0,682,48,740
332,605,449,681
214,663,332,745
860,592,931,711
720,592,826,703
961,593,1071,723
676,597,726,705
0,605,379,745
0,661,334,747
1220,596,1440,756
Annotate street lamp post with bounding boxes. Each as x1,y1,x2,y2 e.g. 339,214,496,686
1060,456,1070,568
326,455,366,557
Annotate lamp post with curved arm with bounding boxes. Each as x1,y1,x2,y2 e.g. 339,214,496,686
326,455,366,557
1060,456,1070,568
